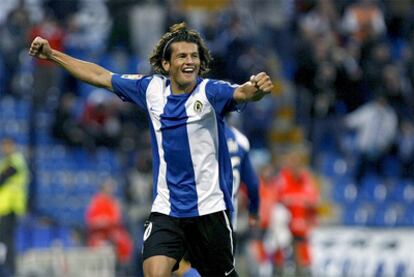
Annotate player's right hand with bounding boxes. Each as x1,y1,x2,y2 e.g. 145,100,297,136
28,36,52,60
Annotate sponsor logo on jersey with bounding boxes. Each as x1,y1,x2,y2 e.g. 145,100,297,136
121,74,143,80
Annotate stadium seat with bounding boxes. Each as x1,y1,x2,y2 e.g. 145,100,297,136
318,151,345,178
359,175,387,204
372,203,404,227
400,204,414,226
332,177,358,205
389,180,414,205
342,202,374,226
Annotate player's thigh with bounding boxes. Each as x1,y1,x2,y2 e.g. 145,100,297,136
185,211,237,276
142,213,185,272
143,255,177,277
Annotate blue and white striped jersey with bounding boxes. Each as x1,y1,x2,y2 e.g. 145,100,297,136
112,74,241,218
225,126,259,228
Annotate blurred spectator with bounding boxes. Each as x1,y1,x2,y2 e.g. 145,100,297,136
242,92,277,150
396,120,414,179
79,90,122,149
52,92,92,148
164,0,187,32
85,178,133,268
61,14,94,96
362,42,392,96
246,164,279,276
0,0,31,97
341,0,386,44
379,63,414,120
262,200,292,277
99,46,139,74
107,0,133,53
275,149,319,277
44,0,79,24
201,12,231,80
29,11,65,106
0,137,29,277
125,150,152,228
258,164,279,231
332,41,364,113
225,14,257,84
125,149,152,276
344,95,398,183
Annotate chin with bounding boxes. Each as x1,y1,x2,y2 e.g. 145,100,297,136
180,77,196,86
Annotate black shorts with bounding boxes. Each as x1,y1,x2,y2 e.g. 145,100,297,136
142,211,238,276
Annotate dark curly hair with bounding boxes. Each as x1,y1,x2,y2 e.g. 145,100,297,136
149,22,212,76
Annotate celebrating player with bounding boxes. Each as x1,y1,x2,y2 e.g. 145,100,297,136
29,22,273,277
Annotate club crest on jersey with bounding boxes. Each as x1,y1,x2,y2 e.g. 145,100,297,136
194,100,203,113
121,74,143,80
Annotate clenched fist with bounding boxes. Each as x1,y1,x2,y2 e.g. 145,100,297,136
28,36,52,60
249,72,273,95
246,72,273,101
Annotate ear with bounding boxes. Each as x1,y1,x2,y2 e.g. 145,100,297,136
162,59,170,73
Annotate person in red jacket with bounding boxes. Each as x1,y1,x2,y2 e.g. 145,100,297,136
248,163,283,275
276,149,319,276
28,12,65,105
85,178,133,266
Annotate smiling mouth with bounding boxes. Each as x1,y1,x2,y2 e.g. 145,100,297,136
182,67,195,74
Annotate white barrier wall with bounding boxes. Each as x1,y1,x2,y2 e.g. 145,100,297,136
311,227,414,277
17,245,116,277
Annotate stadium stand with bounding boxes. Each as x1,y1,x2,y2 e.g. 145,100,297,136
1,0,414,276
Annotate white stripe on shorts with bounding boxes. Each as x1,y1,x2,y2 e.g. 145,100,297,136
222,211,235,266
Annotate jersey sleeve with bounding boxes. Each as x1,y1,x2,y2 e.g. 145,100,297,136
205,79,244,116
240,153,260,215
111,74,152,111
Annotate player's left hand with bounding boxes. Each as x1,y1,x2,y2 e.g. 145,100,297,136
250,72,273,95
234,71,273,102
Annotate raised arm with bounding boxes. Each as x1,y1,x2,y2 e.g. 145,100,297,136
28,36,113,91
233,72,273,103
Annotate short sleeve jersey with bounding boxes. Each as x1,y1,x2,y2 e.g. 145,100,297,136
225,125,259,228
112,74,240,217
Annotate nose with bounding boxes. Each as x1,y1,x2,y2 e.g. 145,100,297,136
185,56,194,64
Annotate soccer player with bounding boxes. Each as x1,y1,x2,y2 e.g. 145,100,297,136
225,123,260,230
29,22,273,277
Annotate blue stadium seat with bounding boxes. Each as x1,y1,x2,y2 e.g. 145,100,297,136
318,151,345,178
372,203,404,227
389,180,414,205
332,177,358,205
342,202,375,226
400,204,414,226
359,175,387,204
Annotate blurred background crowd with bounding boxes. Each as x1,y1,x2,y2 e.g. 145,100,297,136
1,0,414,276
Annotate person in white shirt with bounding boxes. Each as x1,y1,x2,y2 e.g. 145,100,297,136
344,95,397,183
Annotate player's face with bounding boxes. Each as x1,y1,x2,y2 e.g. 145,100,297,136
163,41,200,93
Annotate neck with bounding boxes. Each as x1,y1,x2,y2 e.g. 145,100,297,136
170,81,197,95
